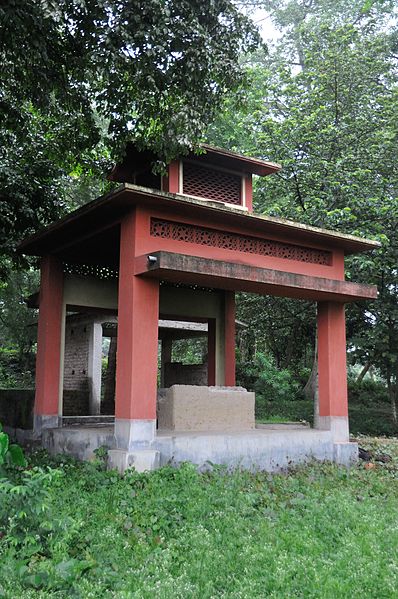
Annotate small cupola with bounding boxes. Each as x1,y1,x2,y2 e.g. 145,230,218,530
109,143,281,213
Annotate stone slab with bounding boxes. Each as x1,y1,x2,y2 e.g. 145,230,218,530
157,385,255,432
333,441,358,465
155,428,337,471
138,251,378,302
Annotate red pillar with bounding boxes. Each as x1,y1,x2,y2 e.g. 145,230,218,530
244,175,253,212
34,255,64,431
317,302,349,440
163,160,180,193
224,291,236,386
114,211,159,448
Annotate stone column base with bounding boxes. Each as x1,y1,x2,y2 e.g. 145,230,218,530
114,418,156,449
108,449,160,473
33,414,60,438
316,415,349,442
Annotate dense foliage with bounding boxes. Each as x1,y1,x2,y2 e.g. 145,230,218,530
0,270,38,388
1,438,398,597
0,0,260,268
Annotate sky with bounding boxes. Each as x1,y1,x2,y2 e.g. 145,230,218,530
251,7,281,41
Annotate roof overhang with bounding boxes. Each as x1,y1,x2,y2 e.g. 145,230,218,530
193,144,281,176
18,184,380,260
108,142,281,181
136,251,378,303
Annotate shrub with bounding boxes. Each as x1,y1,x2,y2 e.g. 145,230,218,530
237,351,300,403
348,379,389,405
0,467,63,554
0,424,64,556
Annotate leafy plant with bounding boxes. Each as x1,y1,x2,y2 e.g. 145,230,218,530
0,466,63,554
237,351,300,402
0,424,26,470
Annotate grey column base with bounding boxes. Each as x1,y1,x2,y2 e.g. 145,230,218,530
315,416,349,442
114,418,156,450
108,448,160,473
33,414,60,438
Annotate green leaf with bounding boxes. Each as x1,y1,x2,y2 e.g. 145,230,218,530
0,432,9,464
7,444,27,467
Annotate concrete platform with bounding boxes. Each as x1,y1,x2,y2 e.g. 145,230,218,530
42,424,116,461
41,423,358,471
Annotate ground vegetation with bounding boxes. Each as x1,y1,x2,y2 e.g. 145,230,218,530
0,433,398,597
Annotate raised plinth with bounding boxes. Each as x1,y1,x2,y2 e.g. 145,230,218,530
157,385,255,432
40,424,357,472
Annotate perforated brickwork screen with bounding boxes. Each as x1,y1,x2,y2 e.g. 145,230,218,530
183,162,242,205
63,263,119,279
150,219,332,266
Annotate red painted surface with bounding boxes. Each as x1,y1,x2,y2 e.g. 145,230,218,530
245,176,253,212
166,161,180,193
317,302,348,417
133,206,345,280
224,292,236,386
34,256,64,416
207,318,216,385
114,211,159,420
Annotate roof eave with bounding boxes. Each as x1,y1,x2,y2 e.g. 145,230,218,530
17,183,381,257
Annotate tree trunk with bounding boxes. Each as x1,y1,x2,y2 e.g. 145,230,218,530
356,361,371,384
387,366,397,426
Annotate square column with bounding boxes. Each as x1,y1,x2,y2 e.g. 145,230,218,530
207,318,216,385
34,256,64,434
317,302,349,442
87,321,103,415
110,211,160,472
160,337,172,388
224,291,236,386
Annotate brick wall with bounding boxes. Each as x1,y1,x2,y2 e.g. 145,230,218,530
63,315,90,416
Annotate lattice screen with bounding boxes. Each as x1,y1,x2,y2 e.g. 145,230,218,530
183,162,242,205
150,219,332,266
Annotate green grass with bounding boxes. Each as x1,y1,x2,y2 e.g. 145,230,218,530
1,437,398,598
256,415,299,424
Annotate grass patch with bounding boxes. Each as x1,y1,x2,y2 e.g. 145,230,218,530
1,438,398,597
256,415,300,424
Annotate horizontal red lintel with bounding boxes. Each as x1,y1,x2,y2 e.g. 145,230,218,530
135,251,377,303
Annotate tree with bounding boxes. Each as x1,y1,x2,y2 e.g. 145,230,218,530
208,0,398,418
0,269,39,388
0,0,260,270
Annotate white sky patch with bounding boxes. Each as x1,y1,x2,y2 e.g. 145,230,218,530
251,7,282,42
